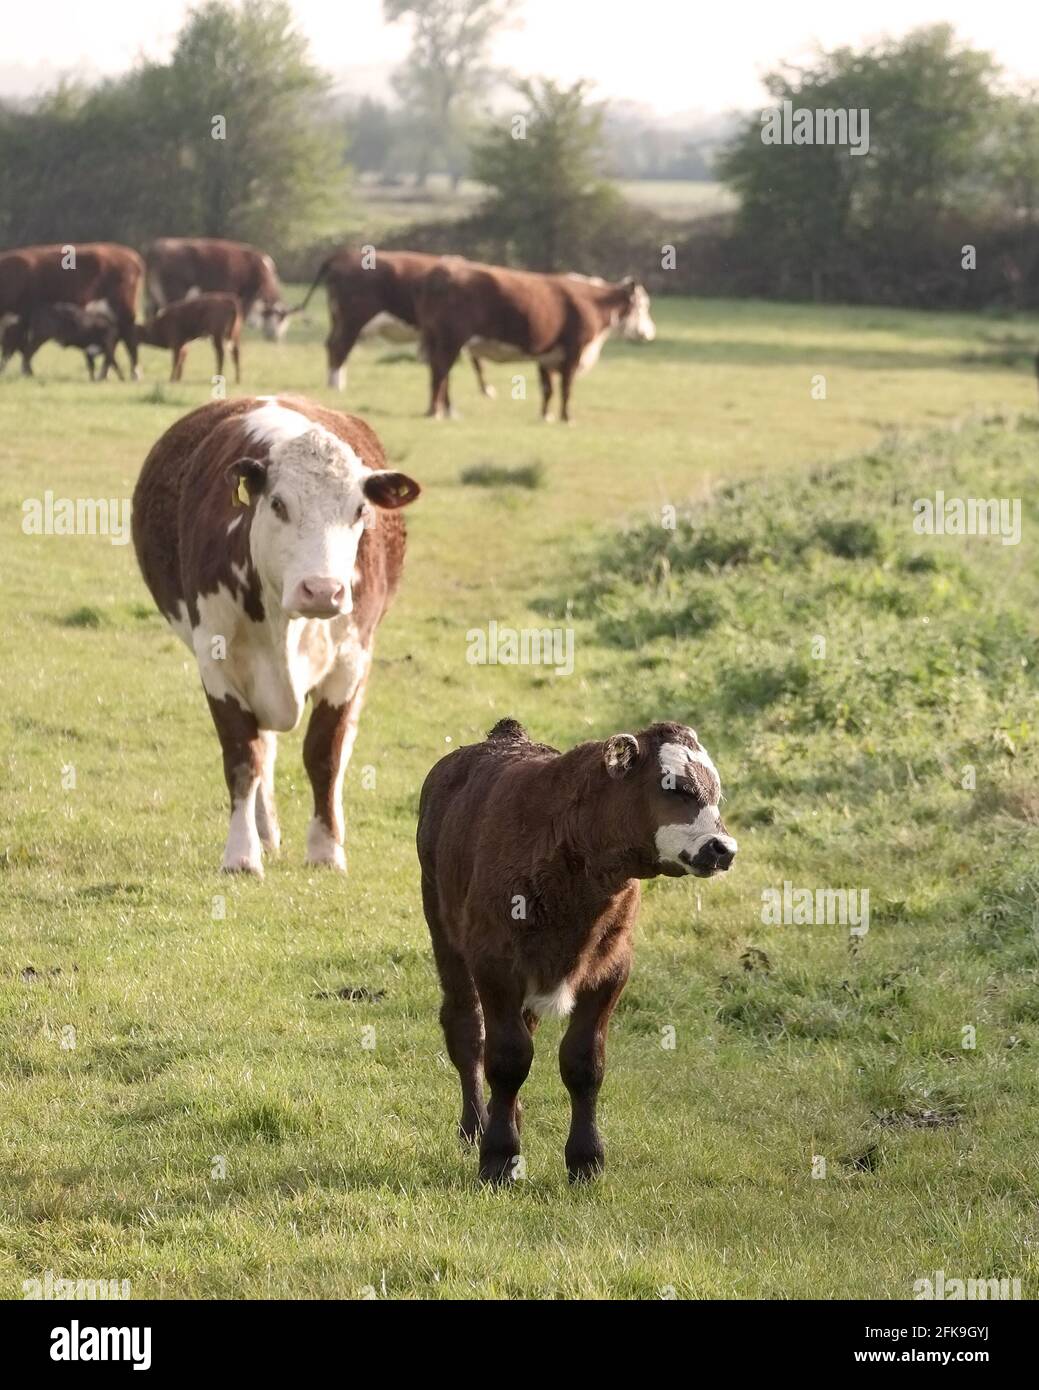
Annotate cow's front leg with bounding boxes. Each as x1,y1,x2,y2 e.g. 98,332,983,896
255,730,280,855
206,691,265,877
302,661,369,869
558,957,630,1181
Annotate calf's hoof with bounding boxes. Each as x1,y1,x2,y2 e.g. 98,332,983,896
458,1102,489,1145
565,1143,605,1183
478,1149,522,1185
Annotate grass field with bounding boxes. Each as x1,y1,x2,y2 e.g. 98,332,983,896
1,296,1037,1299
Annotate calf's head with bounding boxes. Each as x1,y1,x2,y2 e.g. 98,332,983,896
228,417,420,619
617,279,656,343
603,722,736,878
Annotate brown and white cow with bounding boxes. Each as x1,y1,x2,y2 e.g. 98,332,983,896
132,396,420,876
143,238,290,342
293,248,493,398
0,242,142,378
137,292,243,383
417,718,736,1183
416,261,656,421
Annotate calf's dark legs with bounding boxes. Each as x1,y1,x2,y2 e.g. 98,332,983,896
559,962,630,1181
424,894,488,1143
476,973,534,1183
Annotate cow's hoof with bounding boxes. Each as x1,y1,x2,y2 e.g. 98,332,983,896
482,385,497,399
132,367,143,382
221,857,264,878
306,853,346,872
305,822,346,870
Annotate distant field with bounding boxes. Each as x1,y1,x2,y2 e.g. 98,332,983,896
1,298,1037,1298
344,176,733,240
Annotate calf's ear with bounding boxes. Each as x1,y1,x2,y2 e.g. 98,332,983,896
226,457,268,507
604,733,640,779
363,470,421,509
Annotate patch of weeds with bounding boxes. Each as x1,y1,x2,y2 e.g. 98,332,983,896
461,460,545,489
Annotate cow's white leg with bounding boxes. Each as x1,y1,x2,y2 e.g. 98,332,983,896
255,730,281,854
224,775,263,876
327,366,345,390
203,685,265,878
303,654,370,869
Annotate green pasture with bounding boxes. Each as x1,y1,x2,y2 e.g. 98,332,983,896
1,295,1037,1298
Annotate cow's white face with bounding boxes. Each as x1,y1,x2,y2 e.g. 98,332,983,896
261,304,291,342
235,410,419,619
620,283,656,342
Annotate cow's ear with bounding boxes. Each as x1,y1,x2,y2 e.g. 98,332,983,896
363,470,421,509
604,733,640,779
226,457,267,507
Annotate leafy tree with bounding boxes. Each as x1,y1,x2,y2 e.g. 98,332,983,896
385,0,513,185
0,0,342,256
718,25,1000,299
471,78,621,270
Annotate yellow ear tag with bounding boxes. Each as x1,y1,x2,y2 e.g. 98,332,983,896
234,476,251,508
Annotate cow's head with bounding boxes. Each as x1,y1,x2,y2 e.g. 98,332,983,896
602,722,736,878
616,278,656,342
229,418,420,620
260,302,292,342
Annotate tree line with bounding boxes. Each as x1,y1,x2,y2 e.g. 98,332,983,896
1,4,1037,308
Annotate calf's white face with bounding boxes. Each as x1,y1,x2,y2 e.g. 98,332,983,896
603,724,737,878
236,405,418,619
653,737,736,876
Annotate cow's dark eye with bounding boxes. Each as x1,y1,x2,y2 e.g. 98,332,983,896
355,504,365,524
270,496,288,522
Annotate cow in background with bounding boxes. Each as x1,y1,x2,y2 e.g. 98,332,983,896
144,238,290,341
416,261,656,421
292,249,494,398
0,243,142,378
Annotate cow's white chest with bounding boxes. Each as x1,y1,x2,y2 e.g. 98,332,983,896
576,327,610,374
191,587,359,732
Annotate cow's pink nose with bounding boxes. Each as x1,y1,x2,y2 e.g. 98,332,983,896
290,577,347,615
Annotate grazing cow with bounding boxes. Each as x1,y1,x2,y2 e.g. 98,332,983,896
137,292,243,383
293,248,493,399
0,242,142,378
132,396,421,876
416,261,656,421
143,238,290,341
417,718,736,1183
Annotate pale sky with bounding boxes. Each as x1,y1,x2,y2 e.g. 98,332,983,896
5,0,1037,114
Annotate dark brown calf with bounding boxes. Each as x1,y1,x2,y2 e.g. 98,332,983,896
137,292,242,383
417,718,737,1183
18,302,123,380
0,241,142,377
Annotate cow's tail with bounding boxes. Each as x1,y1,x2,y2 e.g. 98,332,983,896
288,259,332,316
